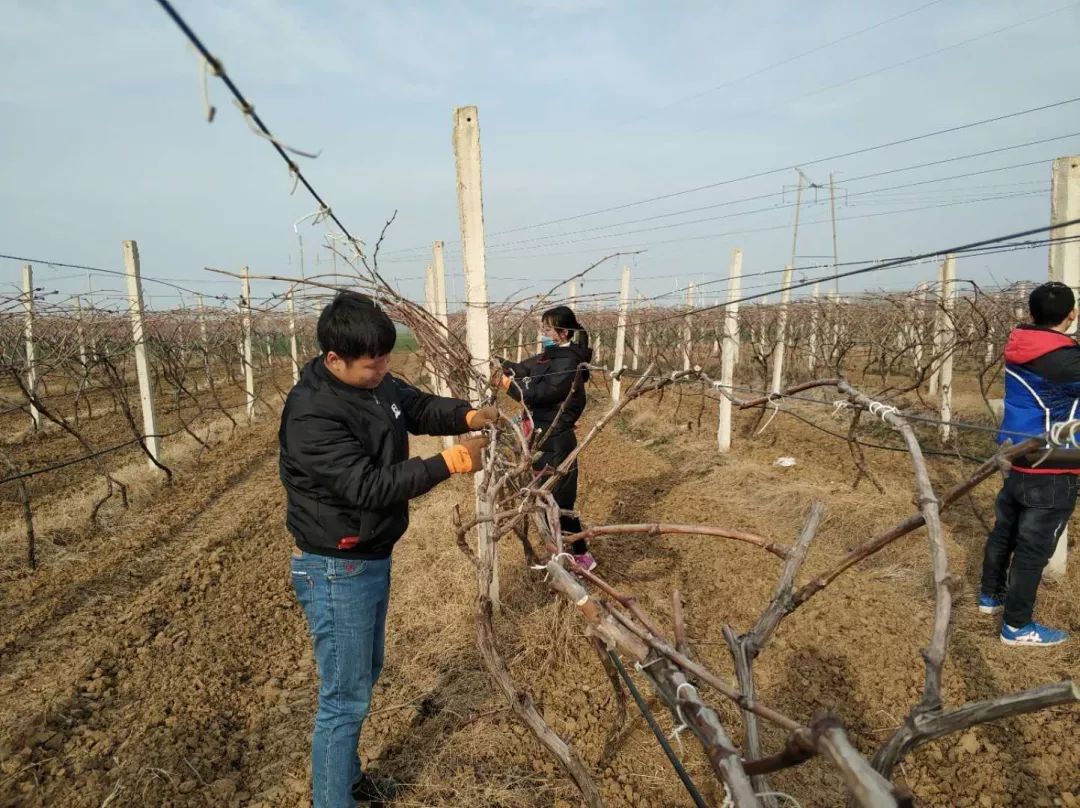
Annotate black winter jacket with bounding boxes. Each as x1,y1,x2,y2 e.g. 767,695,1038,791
279,357,473,558
501,343,593,435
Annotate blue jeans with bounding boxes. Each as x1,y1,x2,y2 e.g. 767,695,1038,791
291,551,392,808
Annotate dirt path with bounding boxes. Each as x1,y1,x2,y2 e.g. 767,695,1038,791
0,384,1078,807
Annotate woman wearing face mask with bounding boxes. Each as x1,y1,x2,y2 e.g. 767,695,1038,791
495,306,596,570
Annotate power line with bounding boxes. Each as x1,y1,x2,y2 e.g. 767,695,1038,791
775,1,1079,109
471,188,1046,262
385,134,1079,261
0,252,231,302
623,214,1080,328
153,0,369,267
471,159,1052,255
628,0,945,122
381,96,1080,258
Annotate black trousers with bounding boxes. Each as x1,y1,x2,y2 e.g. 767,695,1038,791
534,428,586,554
980,471,1076,627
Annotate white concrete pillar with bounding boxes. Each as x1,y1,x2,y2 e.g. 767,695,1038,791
611,266,630,405
939,254,956,441
770,264,794,394
929,261,947,396
288,289,300,385
240,266,255,420
683,282,695,371
1047,155,1080,580
122,242,161,465
21,265,40,430
453,105,497,606
718,249,743,452
631,293,642,371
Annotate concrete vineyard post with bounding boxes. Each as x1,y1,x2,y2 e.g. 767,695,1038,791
1047,155,1080,581
631,293,641,371
21,265,41,430
1050,156,1080,309
611,267,630,405
431,241,454,447
807,282,820,371
75,295,88,369
432,240,451,343
912,282,927,371
568,280,578,307
241,266,255,420
683,282,694,371
938,254,956,441
452,105,498,608
287,289,300,385
929,261,946,396
718,249,743,452
196,294,208,346
423,263,438,390
770,264,794,394
121,242,161,465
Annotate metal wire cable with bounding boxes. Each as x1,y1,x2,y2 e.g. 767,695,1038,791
383,95,1080,251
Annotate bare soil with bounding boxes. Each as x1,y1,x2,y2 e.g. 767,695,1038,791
0,369,1077,807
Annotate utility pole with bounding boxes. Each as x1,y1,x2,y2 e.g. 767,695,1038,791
829,172,840,295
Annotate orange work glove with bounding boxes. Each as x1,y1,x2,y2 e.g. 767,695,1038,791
440,435,490,474
466,406,501,430
490,367,513,392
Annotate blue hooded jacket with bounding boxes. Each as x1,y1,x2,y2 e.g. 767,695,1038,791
999,325,1080,472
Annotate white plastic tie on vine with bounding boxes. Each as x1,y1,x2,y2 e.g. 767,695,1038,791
755,395,782,436
187,43,218,123
666,680,699,754
868,400,898,421
531,552,574,575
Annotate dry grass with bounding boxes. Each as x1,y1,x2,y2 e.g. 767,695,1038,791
0,407,268,579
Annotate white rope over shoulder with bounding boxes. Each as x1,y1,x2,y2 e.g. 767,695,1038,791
1049,418,1080,447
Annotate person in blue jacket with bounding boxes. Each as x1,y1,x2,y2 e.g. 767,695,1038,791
980,281,1080,646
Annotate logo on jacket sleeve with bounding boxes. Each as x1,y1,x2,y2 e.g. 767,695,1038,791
391,403,402,419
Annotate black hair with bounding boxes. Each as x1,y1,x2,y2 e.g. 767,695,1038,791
1028,282,1076,327
542,305,589,349
317,291,397,359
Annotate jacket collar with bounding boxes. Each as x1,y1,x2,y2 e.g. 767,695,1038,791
1003,325,1077,365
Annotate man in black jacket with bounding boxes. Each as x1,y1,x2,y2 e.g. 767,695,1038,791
280,292,497,807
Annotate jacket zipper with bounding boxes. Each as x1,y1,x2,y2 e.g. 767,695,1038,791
370,390,392,425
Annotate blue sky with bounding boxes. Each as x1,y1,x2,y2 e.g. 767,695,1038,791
2,0,1079,313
